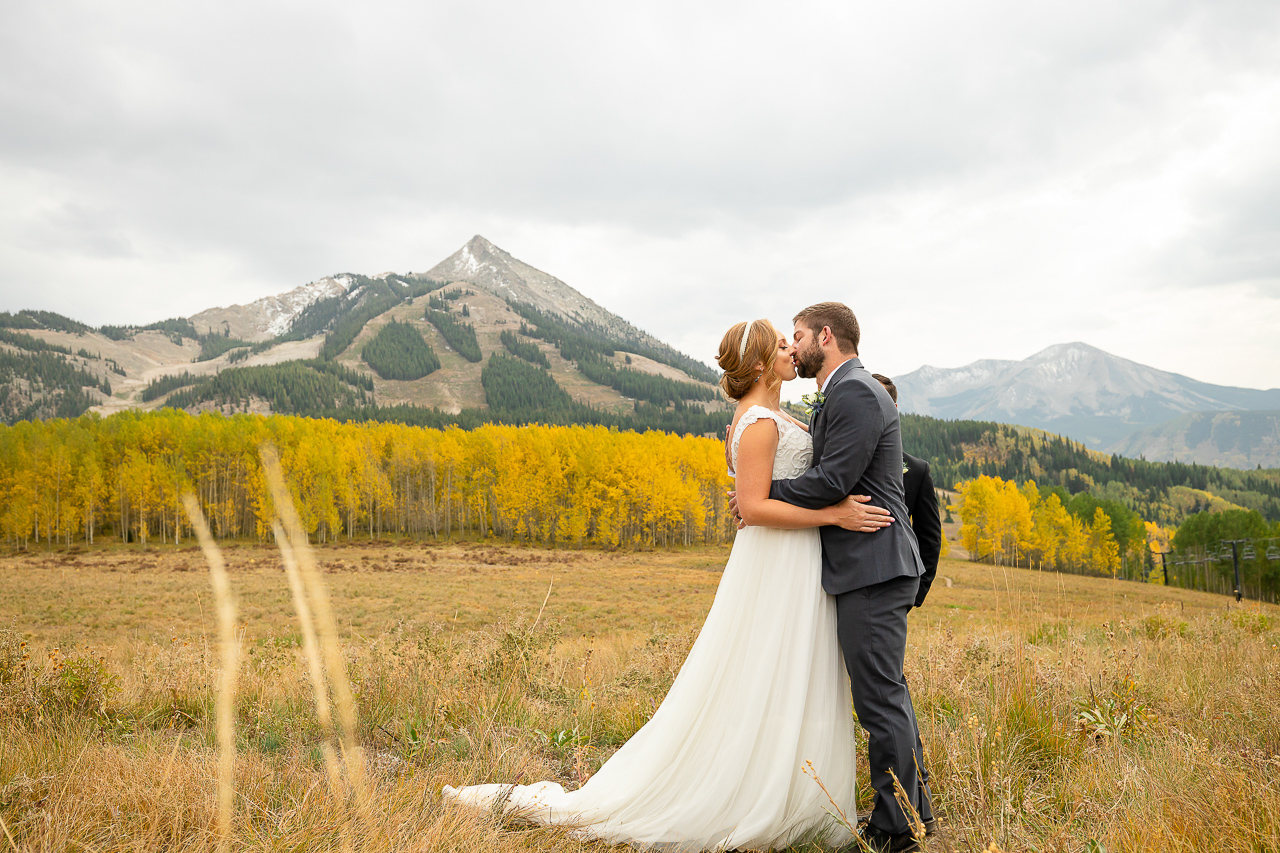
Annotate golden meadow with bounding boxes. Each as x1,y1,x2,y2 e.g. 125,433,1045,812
4,411,1280,852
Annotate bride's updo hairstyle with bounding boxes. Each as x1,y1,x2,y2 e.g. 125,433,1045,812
716,319,782,401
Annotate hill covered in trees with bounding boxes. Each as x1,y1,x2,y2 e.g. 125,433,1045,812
0,237,730,429
899,413,1280,524
163,361,373,413
0,312,114,423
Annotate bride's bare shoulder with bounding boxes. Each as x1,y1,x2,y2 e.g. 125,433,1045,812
733,406,782,446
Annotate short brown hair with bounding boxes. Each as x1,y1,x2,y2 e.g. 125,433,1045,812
872,373,897,403
793,302,859,354
715,319,782,401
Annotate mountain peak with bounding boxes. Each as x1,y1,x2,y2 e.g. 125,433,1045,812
894,342,1280,459
461,234,506,264
426,237,658,346
1031,342,1103,359
467,234,499,251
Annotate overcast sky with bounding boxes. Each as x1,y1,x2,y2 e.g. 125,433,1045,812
3,0,1280,396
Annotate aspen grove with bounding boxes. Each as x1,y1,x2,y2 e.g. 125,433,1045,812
0,411,736,549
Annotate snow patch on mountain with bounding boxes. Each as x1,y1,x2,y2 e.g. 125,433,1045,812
188,276,349,342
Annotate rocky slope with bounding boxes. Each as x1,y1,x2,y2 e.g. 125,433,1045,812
188,276,349,342
421,236,681,357
1108,410,1280,469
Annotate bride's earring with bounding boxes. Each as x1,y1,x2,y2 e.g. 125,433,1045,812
755,372,762,383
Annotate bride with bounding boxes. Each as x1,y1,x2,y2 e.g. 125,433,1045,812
444,319,870,851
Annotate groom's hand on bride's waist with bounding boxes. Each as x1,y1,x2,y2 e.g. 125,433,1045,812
829,494,894,532
726,491,892,532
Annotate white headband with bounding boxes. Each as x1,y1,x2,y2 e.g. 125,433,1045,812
738,320,755,360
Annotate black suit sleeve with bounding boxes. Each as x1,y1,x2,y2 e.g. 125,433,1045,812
769,379,883,508
911,461,941,607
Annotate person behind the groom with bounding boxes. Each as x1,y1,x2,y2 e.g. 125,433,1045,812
872,373,941,609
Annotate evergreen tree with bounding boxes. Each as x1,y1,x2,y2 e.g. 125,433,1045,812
0,310,90,333
361,320,441,380
575,353,715,406
164,362,371,412
424,309,482,362
141,371,199,402
499,330,550,368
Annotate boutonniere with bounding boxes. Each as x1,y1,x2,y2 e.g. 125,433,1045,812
801,391,826,417
903,462,910,476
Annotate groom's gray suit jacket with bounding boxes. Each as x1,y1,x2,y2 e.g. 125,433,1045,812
770,357,924,595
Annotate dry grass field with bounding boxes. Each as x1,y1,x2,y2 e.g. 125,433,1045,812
2,540,1279,852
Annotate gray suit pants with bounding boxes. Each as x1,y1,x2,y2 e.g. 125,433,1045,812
835,575,932,835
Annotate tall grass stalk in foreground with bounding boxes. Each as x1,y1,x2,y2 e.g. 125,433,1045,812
260,444,370,817
180,494,238,852
272,517,345,793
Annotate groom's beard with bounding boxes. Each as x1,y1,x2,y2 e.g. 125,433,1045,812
794,341,823,379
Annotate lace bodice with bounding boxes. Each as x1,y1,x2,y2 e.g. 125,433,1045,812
730,405,813,480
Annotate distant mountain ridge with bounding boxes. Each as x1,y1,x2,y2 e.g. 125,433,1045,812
0,236,727,433
182,236,704,378
895,343,1280,467
9,242,1279,470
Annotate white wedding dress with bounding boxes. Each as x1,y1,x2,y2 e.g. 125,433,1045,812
443,406,857,850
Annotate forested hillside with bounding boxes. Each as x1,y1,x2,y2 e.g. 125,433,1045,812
85,261,731,434
0,310,90,334
162,361,373,412
327,354,730,436
423,308,482,362
900,413,1280,523
499,329,550,367
0,311,114,423
510,301,719,384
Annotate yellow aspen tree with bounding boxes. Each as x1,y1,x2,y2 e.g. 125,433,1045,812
1089,506,1121,578
958,476,1001,560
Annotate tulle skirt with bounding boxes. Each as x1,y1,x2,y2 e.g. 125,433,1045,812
443,526,857,851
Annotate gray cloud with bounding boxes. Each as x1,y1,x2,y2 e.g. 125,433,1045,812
2,0,1280,387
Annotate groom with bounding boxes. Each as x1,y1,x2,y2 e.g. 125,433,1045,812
773,303,933,852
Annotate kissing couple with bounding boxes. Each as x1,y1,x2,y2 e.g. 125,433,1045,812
445,302,934,852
